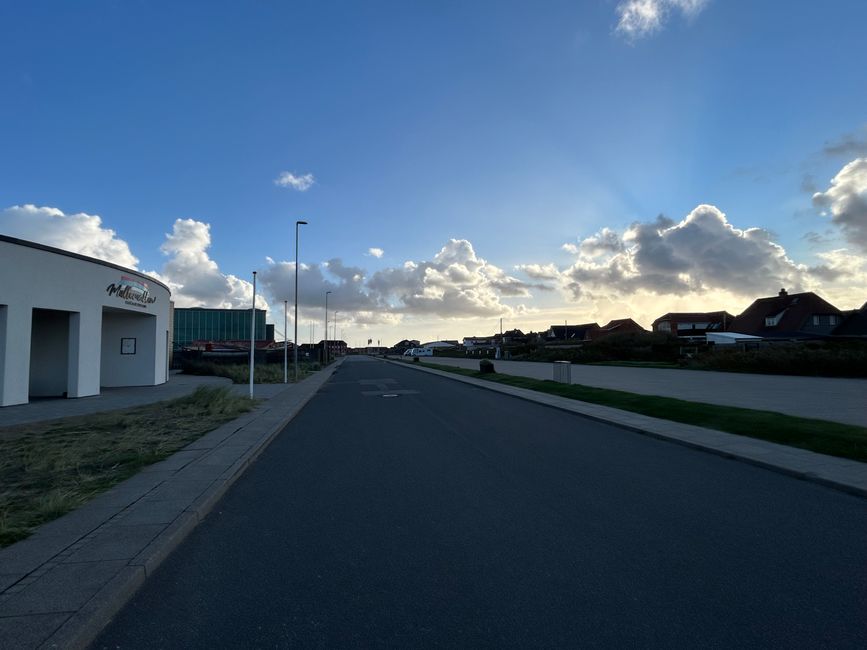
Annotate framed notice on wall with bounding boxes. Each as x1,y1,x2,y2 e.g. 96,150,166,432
121,338,137,355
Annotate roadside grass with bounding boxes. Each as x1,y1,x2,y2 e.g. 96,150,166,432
584,360,681,369
0,386,254,548
418,361,867,463
181,361,320,384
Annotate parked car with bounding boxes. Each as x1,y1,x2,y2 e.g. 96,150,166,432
404,347,433,357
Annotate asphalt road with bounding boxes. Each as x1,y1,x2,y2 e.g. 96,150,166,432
94,356,867,648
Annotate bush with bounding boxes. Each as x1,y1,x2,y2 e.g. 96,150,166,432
479,359,495,374
686,342,867,377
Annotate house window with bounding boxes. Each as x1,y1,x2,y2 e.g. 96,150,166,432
657,322,670,332
830,315,839,325
765,313,782,327
813,315,820,325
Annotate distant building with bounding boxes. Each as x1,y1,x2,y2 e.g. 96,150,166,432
652,311,735,337
729,289,842,339
463,336,495,349
588,318,647,340
391,339,420,354
545,323,599,342
833,302,867,338
422,341,457,349
173,307,270,349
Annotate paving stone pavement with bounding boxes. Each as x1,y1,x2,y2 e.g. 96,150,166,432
0,361,343,650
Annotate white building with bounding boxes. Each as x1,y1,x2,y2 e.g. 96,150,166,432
0,235,171,407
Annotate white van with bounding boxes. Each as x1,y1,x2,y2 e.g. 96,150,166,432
406,347,433,357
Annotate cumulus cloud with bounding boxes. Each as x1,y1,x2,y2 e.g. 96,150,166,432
616,0,709,40
559,205,809,298
514,263,560,281
366,239,532,318
0,204,139,268
367,247,384,258
812,158,867,252
152,219,268,310
274,171,315,191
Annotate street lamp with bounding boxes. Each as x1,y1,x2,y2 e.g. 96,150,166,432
294,219,307,382
283,299,288,383
324,290,332,365
249,270,257,399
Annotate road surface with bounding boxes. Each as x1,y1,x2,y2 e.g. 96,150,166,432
94,356,867,648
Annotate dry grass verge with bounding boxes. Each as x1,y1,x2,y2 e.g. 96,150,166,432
0,386,254,547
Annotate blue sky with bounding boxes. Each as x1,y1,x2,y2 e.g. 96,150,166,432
2,1,866,345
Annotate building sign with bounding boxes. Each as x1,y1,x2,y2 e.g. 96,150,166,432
106,276,158,308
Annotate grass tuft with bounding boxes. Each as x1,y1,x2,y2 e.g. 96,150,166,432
181,361,319,384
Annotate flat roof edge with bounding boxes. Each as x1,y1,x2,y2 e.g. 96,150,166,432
0,234,171,294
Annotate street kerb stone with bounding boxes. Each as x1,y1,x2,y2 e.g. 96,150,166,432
129,512,199,577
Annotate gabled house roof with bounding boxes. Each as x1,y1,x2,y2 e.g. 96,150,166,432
833,302,867,337
729,290,841,338
599,318,646,332
652,311,735,326
546,323,599,340
588,318,647,339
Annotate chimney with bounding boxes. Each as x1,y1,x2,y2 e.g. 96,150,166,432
779,288,788,297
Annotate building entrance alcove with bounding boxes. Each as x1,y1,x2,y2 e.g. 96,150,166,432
101,307,157,387
29,308,72,398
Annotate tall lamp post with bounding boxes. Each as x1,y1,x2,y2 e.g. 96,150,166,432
249,271,257,399
283,300,288,383
293,219,308,382
324,290,332,365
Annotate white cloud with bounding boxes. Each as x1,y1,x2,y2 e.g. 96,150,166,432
152,219,268,310
812,158,867,252
367,239,533,318
0,204,139,268
367,247,384,258
274,171,315,191
559,205,809,298
615,0,709,40
514,263,560,281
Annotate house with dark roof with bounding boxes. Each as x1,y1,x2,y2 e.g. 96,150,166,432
728,289,843,339
545,323,599,342
652,311,735,337
588,318,647,340
833,302,867,338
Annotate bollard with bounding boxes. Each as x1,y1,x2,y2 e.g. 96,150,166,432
553,360,571,383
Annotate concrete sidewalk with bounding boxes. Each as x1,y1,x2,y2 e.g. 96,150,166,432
390,360,867,499
0,361,342,649
411,357,867,427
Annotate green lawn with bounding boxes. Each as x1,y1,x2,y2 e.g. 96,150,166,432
419,361,867,463
0,386,254,547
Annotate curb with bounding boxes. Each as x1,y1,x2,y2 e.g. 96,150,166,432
36,360,342,649
386,359,867,500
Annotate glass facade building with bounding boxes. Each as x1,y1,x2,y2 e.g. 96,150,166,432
173,308,267,348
